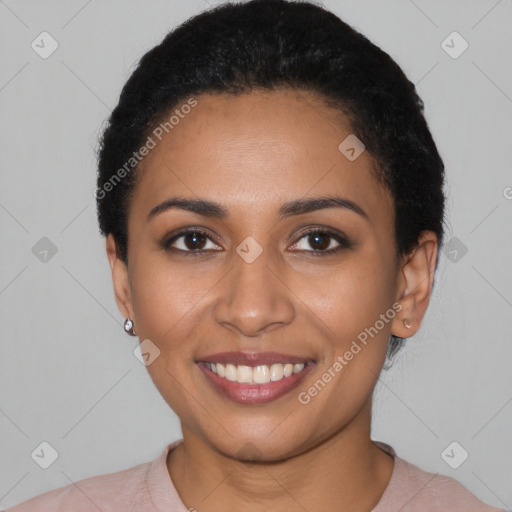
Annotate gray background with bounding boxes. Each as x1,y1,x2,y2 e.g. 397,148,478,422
1,0,511,509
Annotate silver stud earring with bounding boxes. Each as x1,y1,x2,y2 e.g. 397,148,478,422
124,318,136,336
403,318,412,329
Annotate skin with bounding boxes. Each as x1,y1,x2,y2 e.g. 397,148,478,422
106,88,438,511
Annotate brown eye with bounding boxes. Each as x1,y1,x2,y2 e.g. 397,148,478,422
182,231,208,250
307,232,331,251
290,228,351,255
164,229,221,255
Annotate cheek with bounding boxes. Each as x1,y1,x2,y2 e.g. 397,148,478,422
293,263,396,436
128,259,210,420
294,256,397,346
297,250,398,417
129,255,210,342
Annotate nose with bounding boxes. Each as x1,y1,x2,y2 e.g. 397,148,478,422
213,244,296,337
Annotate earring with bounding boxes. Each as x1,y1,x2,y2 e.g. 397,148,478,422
124,318,137,336
403,318,412,329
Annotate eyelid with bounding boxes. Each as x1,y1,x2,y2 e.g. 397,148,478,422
162,225,352,255
166,227,220,248
289,226,351,254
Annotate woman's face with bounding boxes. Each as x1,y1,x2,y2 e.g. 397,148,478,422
109,89,414,461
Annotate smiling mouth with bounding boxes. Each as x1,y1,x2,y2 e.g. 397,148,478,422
197,355,315,404
203,362,307,384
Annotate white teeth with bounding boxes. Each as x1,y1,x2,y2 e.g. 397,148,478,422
216,363,225,377
204,361,307,384
237,365,252,383
225,364,237,382
270,363,284,381
293,363,305,373
253,365,271,384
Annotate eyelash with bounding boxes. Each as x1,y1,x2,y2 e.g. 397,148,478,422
162,226,352,257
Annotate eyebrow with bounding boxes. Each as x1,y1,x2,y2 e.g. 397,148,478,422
147,195,368,221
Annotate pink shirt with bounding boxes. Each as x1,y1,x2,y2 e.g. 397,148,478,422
6,440,506,511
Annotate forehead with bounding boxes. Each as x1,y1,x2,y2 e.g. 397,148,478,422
130,89,392,223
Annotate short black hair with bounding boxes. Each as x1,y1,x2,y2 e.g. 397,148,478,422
96,0,445,363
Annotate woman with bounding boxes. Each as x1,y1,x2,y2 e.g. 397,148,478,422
8,0,505,510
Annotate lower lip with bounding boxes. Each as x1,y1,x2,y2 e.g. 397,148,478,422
197,362,314,405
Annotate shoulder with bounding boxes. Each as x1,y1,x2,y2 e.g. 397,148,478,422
397,457,504,511
374,442,506,512
6,453,157,512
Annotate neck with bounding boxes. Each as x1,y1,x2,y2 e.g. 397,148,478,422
167,400,394,512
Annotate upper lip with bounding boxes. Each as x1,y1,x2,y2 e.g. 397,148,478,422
198,351,314,366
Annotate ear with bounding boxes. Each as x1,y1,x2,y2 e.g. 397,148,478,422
391,230,439,338
106,234,135,322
